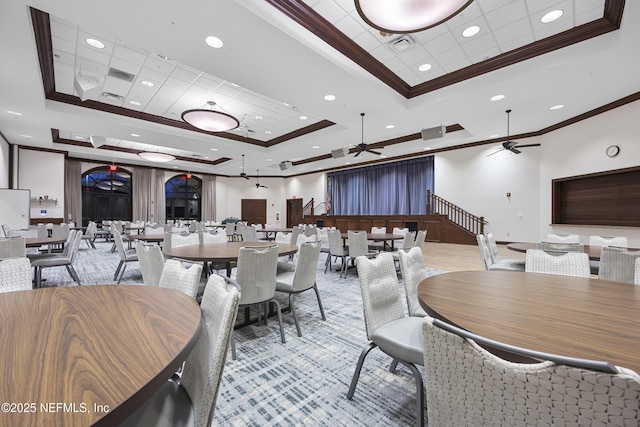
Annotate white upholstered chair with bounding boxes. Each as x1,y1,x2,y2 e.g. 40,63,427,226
635,258,640,285
536,241,584,252
525,249,590,278
324,229,347,275
589,235,629,275
158,259,203,300
398,247,429,318
477,234,523,271
486,232,525,271
135,241,165,287
545,233,580,243
413,230,427,250
118,273,240,427
112,229,139,283
345,231,377,278
32,230,83,287
598,246,640,284
0,236,26,260
422,316,640,427
369,226,387,250
275,242,326,337
348,252,425,426
0,257,32,292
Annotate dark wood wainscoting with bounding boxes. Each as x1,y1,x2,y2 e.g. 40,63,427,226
304,214,477,245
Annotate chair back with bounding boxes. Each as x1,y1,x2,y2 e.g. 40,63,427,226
371,226,386,234
525,249,590,278
422,316,640,426
0,236,26,260
327,229,346,256
66,230,83,263
545,233,580,243
589,235,628,248
289,242,322,292
112,229,129,261
413,230,427,249
485,232,501,263
135,242,165,286
316,227,329,249
240,226,259,242
536,241,584,252
201,230,227,243
392,227,408,236
144,224,164,235
348,231,370,258
598,246,640,284
355,252,405,340
476,234,493,270
225,222,236,237
275,232,291,245
0,257,32,292
164,232,199,250
51,223,69,239
84,221,97,238
635,258,640,285
180,274,240,426
398,231,416,251
235,245,278,305
158,259,203,300
398,247,430,317
37,223,48,238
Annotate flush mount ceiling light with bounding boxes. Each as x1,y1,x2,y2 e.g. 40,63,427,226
137,151,175,163
355,0,474,34
181,101,240,132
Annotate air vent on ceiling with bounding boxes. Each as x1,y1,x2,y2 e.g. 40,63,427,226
108,67,135,82
388,35,415,53
101,92,125,102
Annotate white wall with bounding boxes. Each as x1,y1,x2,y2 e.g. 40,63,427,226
285,173,327,215
216,176,287,225
18,148,65,221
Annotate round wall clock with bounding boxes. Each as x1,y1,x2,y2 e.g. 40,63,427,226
606,145,620,157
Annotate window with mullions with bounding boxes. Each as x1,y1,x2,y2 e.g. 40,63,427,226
81,167,132,226
165,175,202,221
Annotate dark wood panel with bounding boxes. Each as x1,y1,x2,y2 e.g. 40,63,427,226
552,166,640,227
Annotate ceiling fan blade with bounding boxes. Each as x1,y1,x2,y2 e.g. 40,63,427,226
354,150,362,157
486,149,504,157
509,147,522,154
515,143,541,148
367,149,382,155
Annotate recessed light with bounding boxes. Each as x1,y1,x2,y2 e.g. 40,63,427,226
265,130,272,134
255,115,263,120
386,125,395,129
130,133,140,137
74,135,85,140
418,63,432,72
462,25,480,38
299,116,308,120
266,158,273,162
140,80,154,87
345,162,352,165
312,145,320,149
541,10,563,24
550,104,565,110
129,100,141,106
324,94,336,101
205,36,224,48
490,95,505,101
86,38,105,49
172,166,178,169
424,147,431,150
283,102,291,107
489,134,500,138
6,110,22,116
20,134,32,138
210,148,218,151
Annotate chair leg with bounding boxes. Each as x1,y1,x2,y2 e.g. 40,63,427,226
117,263,127,284
289,293,302,337
113,260,124,280
230,330,237,361
270,299,286,343
399,360,426,427
66,265,81,284
389,359,399,372
347,342,377,400
313,284,326,321
324,254,331,274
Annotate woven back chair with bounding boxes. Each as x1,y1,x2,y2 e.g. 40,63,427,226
545,233,580,243
324,229,347,275
398,247,429,317
0,257,32,292
413,230,427,250
112,229,138,283
348,252,425,426
135,241,165,287
0,236,26,260
32,230,83,288
525,249,590,278
422,316,640,427
598,246,640,284
119,274,240,427
346,231,377,278
537,241,584,252
485,232,525,271
158,259,202,300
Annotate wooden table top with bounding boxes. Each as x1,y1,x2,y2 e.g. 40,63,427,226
130,233,165,242
418,270,640,374
163,241,299,263
24,236,67,247
0,285,201,426
507,242,602,260
340,232,404,241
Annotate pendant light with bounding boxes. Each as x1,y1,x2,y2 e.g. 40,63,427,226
181,101,240,132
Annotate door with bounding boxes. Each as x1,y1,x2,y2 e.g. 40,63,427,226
286,198,303,227
241,199,267,225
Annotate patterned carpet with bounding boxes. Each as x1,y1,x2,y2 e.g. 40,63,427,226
34,239,447,426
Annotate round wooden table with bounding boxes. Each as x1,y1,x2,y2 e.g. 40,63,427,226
0,285,201,426
163,241,299,276
24,236,67,247
507,242,602,260
341,232,405,250
418,270,640,374
130,233,165,243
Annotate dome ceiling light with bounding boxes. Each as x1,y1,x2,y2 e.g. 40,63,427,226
181,101,240,132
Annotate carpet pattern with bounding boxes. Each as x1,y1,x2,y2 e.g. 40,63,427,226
33,239,447,426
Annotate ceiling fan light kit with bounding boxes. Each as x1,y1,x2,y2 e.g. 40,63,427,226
355,0,474,34
181,101,240,132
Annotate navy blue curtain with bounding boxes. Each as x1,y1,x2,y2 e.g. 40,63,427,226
328,157,434,215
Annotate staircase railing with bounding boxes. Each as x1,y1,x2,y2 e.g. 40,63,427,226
427,190,485,235
303,198,315,216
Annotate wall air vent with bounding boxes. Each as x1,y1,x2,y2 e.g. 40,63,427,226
388,35,415,53
107,67,135,82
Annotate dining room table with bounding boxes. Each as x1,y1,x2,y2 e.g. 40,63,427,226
163,241,299,277
340,232,405,251
418,270,640,374
24,236,68,253
0,285,201,426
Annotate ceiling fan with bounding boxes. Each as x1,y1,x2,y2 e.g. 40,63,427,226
488,109,540,156
354,112,383,157
238,154,250,180
255,170,268,188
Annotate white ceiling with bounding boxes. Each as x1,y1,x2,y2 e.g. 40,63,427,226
0,0,638,178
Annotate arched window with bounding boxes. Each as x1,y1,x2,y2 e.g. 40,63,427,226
165,175,202,221
82,167,132,225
